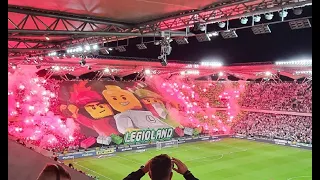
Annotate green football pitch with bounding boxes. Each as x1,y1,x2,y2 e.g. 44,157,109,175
64,138,312,180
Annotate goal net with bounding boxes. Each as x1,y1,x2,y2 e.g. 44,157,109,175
156,140,178,150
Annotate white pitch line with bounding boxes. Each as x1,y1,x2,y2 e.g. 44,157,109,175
74,162,113,180
184,148,248,162
117,155,142,165
287,176,312,180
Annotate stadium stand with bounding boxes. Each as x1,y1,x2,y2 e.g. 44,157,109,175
238,82,312,113
232,112,312,144
8,139,93,180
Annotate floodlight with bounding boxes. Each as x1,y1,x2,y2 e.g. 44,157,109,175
53,66,60,71
84,45,91,51
199,24,206,31
279,10,288,18
265,13,274,20
207,31,219,37
92,44,99,50
201,62,222,67
265,71,271,76
76,46,83,52
240,17,248,24
218,22,226,28
293,8,303,15
253,15,261,22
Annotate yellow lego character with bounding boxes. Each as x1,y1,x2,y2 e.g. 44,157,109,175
102,85,142,112
84,102,114,119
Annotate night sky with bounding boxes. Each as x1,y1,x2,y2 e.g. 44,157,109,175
109,6,312,65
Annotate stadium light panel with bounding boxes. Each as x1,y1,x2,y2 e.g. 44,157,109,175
100,48,109,55
48,52,57,56
221,30,238,39
115,46,126,52
265,71,272,76
136,43,147,50
275,59,312,66
186,70,199,75
207,32,219,37
294,70,312,75
53,66,60,71
289,19,311,30
175,37,189,45
251,25,271,35
201,62,223,67
145,69,151,75
195,34,211,42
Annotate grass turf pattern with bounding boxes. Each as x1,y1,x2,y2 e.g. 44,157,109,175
64,138,312,180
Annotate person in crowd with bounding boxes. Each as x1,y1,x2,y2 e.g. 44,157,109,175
68,163,74,169
37,164,71,180
124,154,198,180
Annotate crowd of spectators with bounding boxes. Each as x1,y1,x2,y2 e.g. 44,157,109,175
232,112,312,144
189,81,312,113
238,82,312,113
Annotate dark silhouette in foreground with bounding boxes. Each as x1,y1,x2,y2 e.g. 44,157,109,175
37,164,71,180
124,154,198,180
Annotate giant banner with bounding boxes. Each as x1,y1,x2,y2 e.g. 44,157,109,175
124,128,174,143
58,81,182,138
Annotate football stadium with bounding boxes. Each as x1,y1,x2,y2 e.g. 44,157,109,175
8,0,312,180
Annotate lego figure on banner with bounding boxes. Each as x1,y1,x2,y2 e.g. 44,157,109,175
134,88,168,119
102,85,170,134
102,85,143,112
60,81,118,136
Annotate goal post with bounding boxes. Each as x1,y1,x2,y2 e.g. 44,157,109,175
156,140,178,150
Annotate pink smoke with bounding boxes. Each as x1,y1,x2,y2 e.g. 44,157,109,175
8,69,82,149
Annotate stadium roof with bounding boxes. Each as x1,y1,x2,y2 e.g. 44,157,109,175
8,0,312,57
8,0,224,23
